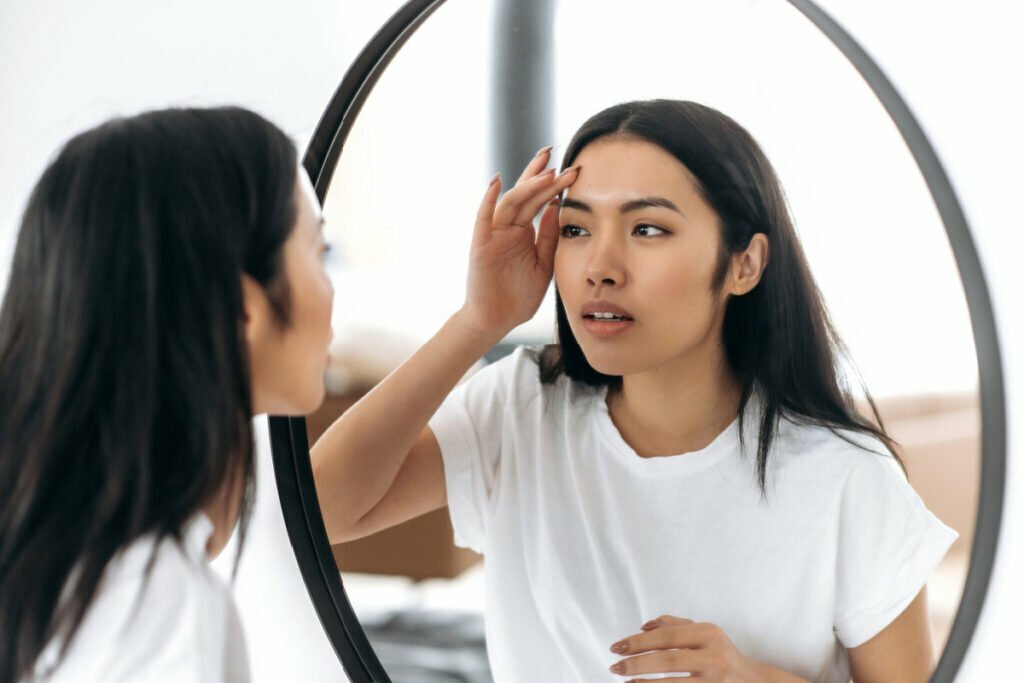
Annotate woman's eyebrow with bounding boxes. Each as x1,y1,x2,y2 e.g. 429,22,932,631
559,197,592,213
620,197,684,215
559,196,685,216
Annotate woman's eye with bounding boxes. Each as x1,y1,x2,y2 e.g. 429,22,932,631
634,224,667,237
559,224,589,238
319,242,335,263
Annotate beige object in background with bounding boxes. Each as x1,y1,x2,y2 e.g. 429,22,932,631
306,391,482,580
324,325,423,395
864,393,980,649
874,393,980,559
324,324,484,395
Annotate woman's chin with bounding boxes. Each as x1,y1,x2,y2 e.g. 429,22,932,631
296,384,327,417
578,349,628,378
251,382,326,418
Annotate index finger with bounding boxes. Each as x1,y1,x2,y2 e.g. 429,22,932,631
611,622,712,656
495,166,578,229
472,172,503,245
516,145,554,185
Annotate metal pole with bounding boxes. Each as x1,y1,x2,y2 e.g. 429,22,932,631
491,0,557,183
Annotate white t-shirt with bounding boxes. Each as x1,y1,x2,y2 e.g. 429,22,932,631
29,513,250,682
429,346,957,683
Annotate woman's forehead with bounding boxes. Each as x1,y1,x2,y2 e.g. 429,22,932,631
294,171,323,232
565,137,701,207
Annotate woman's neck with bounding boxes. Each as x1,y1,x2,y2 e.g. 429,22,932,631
203,468,245,560
607,346,742,458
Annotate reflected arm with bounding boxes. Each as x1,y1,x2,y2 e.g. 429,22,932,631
310,312,502,543
311,156,570,544
847,586,935,683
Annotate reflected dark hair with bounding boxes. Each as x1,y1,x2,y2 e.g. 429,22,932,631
0,106,298,682
539,99,900,488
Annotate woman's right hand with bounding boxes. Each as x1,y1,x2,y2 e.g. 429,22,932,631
457,147,579,339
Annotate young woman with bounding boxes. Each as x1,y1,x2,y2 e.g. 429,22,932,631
0,107,334,682
312,100,956,682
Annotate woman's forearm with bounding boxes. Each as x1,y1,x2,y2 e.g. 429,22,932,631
754,663,811,683
310,155,574,538
310,310,502,532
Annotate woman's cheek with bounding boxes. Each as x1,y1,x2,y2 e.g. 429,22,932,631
553,253,583,297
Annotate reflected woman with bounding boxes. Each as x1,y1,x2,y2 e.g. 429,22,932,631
0,107,334,682
312,100,955,682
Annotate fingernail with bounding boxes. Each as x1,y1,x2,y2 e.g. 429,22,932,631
535,145,553,157
558,165,580,177
642,619,660,630
609,662,625,674
610,641,628,654
489,172,501,186
539,168,556,179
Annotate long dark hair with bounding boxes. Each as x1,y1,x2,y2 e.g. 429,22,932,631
539,99,900,489
0,106,298,682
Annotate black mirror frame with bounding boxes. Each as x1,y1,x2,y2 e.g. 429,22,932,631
268,1,1006,681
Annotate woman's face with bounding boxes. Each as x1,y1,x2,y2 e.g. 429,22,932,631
554,136,730,378
246,171,334,416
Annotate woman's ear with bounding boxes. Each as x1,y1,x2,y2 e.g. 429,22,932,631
241,274,271,350
729,233,769,296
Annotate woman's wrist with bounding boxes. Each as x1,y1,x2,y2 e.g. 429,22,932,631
450,307,510,350
751,660,811,683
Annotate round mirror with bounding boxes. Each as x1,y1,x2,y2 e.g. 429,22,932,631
271,1,1004,681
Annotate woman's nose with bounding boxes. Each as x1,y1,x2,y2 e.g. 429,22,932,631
585,243,626,287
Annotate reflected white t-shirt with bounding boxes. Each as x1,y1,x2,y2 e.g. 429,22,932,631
429,346,957,683
30,513,250,682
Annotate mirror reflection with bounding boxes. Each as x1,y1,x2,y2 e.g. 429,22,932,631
308,1,979,680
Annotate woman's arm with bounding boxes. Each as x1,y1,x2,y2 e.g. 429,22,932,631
311,313,499,543
847,586,934,683
311,151,578,543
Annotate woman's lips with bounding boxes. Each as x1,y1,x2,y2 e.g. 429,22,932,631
580,301,635,338
581,300,634,319
582,316,634,338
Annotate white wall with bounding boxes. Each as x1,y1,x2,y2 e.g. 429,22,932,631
1,0,1021,680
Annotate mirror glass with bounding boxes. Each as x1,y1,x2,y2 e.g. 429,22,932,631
307,0,979,679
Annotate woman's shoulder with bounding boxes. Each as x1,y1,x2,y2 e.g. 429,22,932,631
108,514,223,603
775,414,890,454
769,411,900,481
37,516,242,681
451,344,600,424
755,415,924,526
466,344,574,397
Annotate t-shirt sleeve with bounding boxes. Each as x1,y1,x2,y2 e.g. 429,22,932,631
833,447,959,647
428,347,536,553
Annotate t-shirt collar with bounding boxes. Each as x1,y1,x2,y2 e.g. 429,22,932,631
182,511,216,562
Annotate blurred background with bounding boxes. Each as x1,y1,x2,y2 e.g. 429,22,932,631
1,1,1021,681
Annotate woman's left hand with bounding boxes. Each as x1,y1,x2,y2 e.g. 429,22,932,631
609,615,770,682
